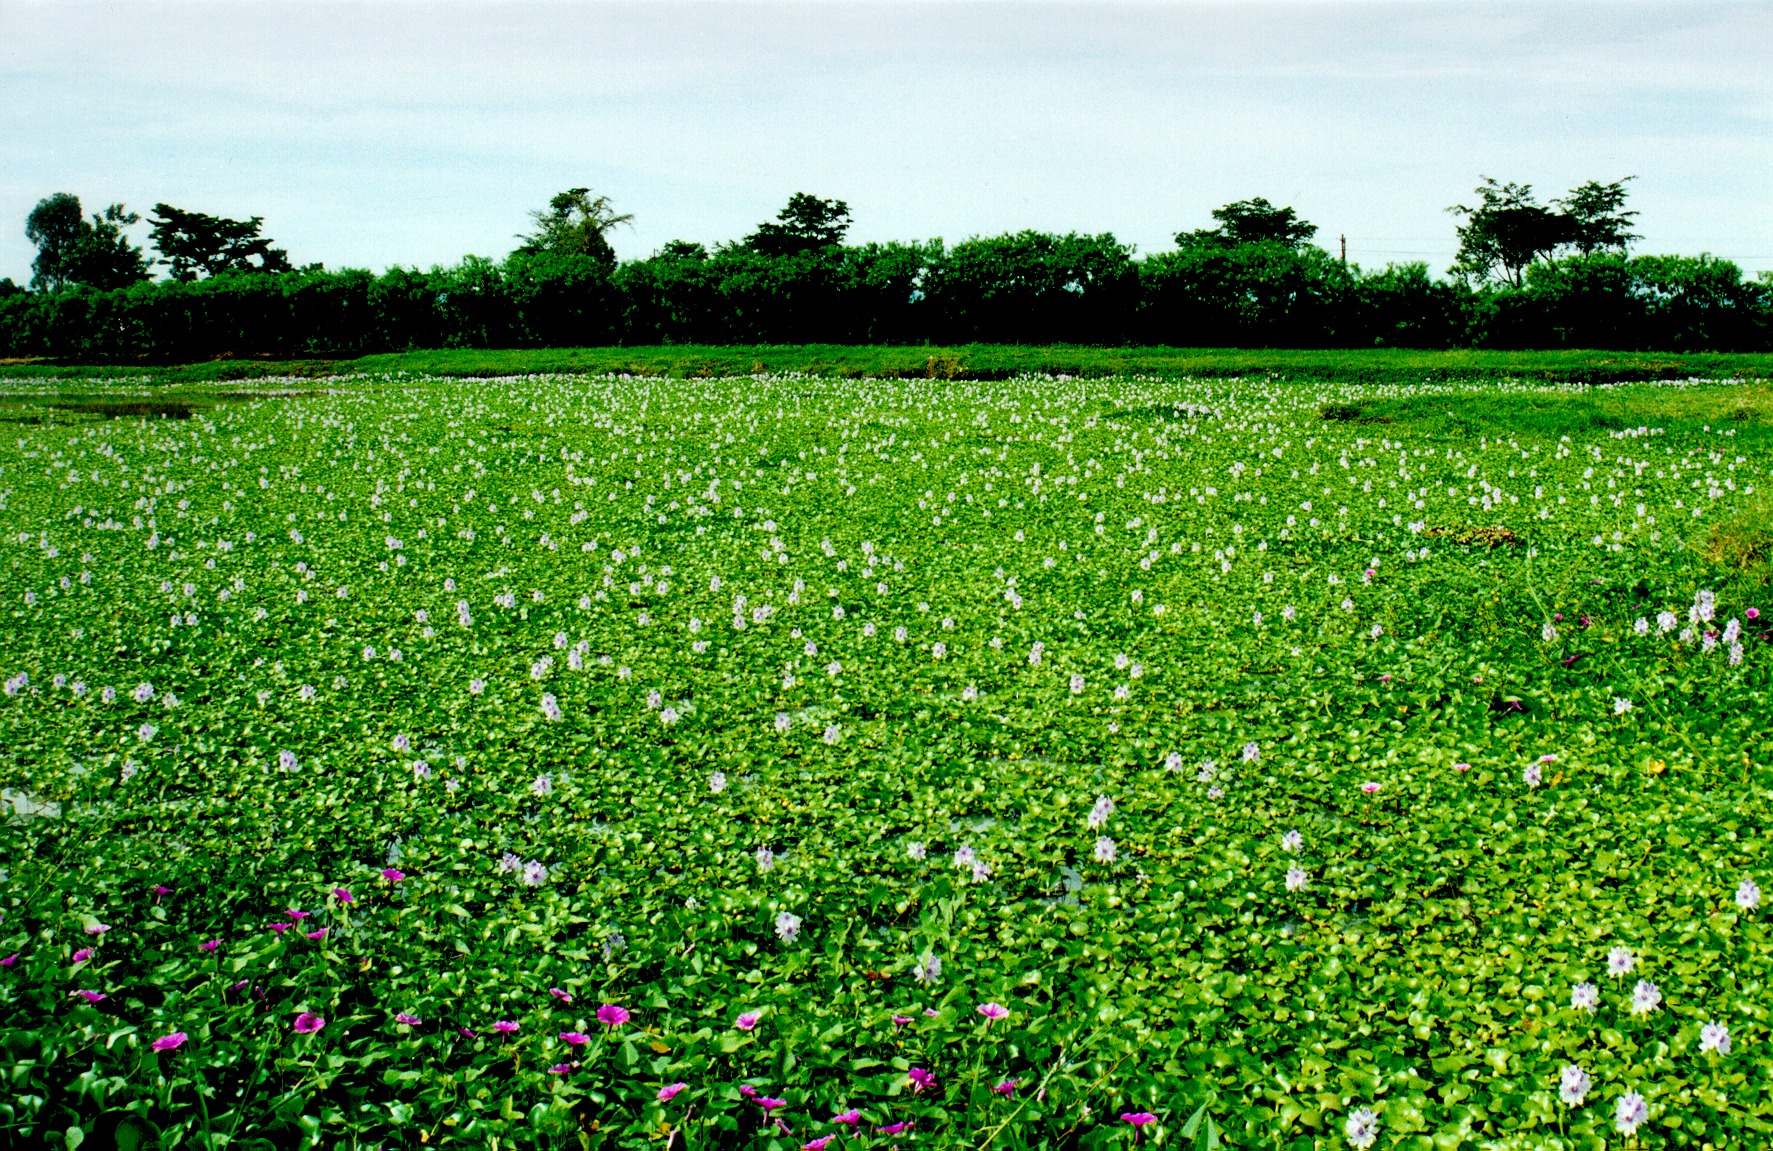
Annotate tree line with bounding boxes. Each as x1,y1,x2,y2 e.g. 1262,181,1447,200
1,181,1768,359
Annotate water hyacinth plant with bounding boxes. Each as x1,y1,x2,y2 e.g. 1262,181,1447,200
0,369,1769,1147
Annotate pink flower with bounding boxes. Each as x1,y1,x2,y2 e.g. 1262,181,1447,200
381,869,405,883
833,1110,862,1126
0,953,17,967
293,1012,325,1034
151,1032,187,1051
333,888,354,903
558,1031,590,1046
86,924,110,935
1453,763,1471,772
758,1097,788,1113
1747,606,1760,620
492,1020,519,1034
596,1004,630,1027
1121,1112,1157,1127
878,1121,909,1135
287,909,310,921
305,929,327,941
548,1062,575,1074
268,923,290,935
739,1085,758,1099
152,885,172,898
1360,781,1381,794
395,1013,421,1025
76,989,107,1003
977,1002,1009,1022
802,1138,834,1151
993,1078,1018,1095
457,1028,478,1038
891,1014,914,1027
735,1011,761,1031
230,980,249,991
72,948,94,963
922,1008,939,1017
199,939,220,952
548,987,573,1004
907,1067,936,1093
658,1082,688,1102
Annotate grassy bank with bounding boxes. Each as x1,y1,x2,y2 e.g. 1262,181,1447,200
5,343,1773,386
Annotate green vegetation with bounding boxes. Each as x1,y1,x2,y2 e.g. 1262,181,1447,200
0,369,1768,1148
4,184,1769,361
4,343,1773,387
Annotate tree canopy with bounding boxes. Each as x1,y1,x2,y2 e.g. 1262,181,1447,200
514,188,633,270
24,193,152,291
1177,197,1319,250
1449,177,1638,285
148,204,291,281
745,194,852,257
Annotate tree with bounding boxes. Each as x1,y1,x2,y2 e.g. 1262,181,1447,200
1176,197,1318,250
745,194,852,257
24,193,152,291
1554,178,1639,256
148,204,291,280
1447,178,1572,287
515,188,633,271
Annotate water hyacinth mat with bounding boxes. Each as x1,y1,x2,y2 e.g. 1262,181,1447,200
0,372,1769,1150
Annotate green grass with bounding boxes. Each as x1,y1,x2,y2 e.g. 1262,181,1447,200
6,343,1773,386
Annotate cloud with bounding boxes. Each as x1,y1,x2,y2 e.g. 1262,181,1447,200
2,1,1768,282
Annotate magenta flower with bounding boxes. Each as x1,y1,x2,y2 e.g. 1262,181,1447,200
833,1110,862,1126
907,1067,936,1093
395,1013,421,1025
381,869,405,883
1121,1111,1157,1127
75,989,107,1003
1453,762,1471,772
993,1079,1018,1096
0,953,17,967
922,1008,939,1017
547,1062,575,1074
878,1121,909,1135
596,1004,630,1028
457,1027,478,1038
978,1002,1009,1023
802,1138,834,1151
293,1012,325,1034
548,987,573,1004
152,885,172,898
1360,781,1381,794
72,948,94,963
230,979,249,991
758,1097,788,1113
739,1085,758,1099
333,888,354,904
492,1020,519,1034
1748,606,1761,620
199,939,220,952
735,1011,761,1031
658,1082,688,1102
558,1031,591,1047
268,923,290,935
151,1032,188,1052
305,929,327,941
86,924,110,935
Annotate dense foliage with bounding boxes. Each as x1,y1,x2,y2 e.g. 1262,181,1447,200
2,245,1769,362
0,372,1769,1150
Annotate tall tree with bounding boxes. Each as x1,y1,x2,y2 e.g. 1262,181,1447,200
745,194,852,257
24,193,152,291
1554,177,1639,256
515,188,633,270
1447,178,1572,287
1176,197,1318,250
148,204,291,280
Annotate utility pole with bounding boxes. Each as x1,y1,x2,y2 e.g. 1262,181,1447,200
1340,234,1347,265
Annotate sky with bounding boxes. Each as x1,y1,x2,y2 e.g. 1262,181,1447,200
1,0,1769,285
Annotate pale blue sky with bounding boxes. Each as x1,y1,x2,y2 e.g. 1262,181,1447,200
2,0,1768,285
